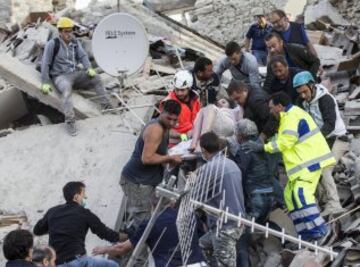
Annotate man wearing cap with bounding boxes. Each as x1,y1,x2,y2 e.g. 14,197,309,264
40,17,112,136
244,13,272,66
161,70,201,147
294,71,348,216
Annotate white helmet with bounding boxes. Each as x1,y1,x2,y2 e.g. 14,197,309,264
173,70,193,89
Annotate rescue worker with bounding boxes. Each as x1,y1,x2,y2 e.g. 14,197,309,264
269,9,317,56
92,197,206,266
244,13,273,66
227,80,276,141
294,71,348,216
263,32,320,94
215,41,262,92
33,181,119,267
161,70,200,147
242,92,335,241
120,99,182,232
263,55,303,102
229,119,274,267
191,57,220,106
40,17,112,136
198,132,245,267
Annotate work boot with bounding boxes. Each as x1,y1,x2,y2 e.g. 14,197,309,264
65,121,77,136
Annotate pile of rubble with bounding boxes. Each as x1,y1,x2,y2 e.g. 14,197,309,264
0,0,360,266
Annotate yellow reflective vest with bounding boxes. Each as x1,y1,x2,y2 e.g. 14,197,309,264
264,105,336,181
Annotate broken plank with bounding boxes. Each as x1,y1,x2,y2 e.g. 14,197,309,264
0,53,101,119
142,56,152,78
337,56,360,72
348,87,360,100
151,62,176,75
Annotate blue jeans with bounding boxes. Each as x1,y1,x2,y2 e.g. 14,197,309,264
252,50,267,66
57,256,119,267
237,193,274,267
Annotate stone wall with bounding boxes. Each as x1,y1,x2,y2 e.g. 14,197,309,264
307,0,360,26
188,0,288,46
0,0,11,24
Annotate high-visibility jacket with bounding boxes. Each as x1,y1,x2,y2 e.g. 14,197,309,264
264,105,335,181
161,91,200,134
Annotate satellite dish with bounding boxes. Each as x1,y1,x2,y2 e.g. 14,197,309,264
92,13,149,77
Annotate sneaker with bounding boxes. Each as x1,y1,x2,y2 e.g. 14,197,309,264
65,121,77,136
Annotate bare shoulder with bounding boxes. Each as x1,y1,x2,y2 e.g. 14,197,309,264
143,122,164,140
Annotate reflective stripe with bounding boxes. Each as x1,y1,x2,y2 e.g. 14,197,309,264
297,128,320,143
290,206,319,220
288,152,334,176
271,140,280,153
294,216,326,233
282,129,298,137
180,262,208,267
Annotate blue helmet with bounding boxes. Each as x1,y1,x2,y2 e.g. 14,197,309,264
293,71,315,88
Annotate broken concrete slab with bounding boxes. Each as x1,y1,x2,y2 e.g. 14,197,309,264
289,250,327,267
338,56,360,72
131,75,173,94
348,87,360,100
307,30,326,45
0,53,101,119
0,114,137,266
314,44,345,66
0,87,28,129
121,93,158,133
143,0,196,13
305,0,350,30
345,100,360,116
268,208,297,237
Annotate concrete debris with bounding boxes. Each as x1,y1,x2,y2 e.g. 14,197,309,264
289,250,327,267
0,87,28,129
0,115,137,264
0,53,101,119
0,0,360,266
314,44,345,66
304,0,350,30
143,0,196,13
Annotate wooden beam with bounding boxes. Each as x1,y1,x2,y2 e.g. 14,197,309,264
142,56,152,79
151,62,176,75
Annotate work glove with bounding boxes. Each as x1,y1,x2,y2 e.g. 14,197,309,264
87,67,96,78
241,140,264,153
40,83,52,94
180,133,188,142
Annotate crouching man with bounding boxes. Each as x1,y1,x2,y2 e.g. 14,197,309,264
40,17,112,136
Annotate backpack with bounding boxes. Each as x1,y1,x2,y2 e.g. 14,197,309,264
36,37,60,72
